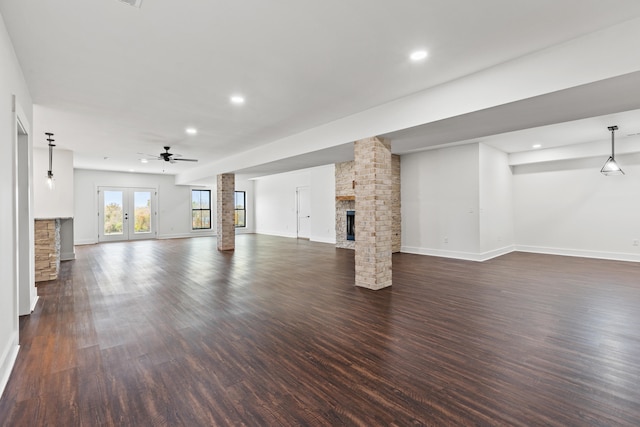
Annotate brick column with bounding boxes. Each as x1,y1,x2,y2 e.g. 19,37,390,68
217,173,235,251
354,137,392,290
391,154,401,253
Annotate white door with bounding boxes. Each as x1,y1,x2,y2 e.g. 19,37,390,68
296,186,311,239
98,187,156,242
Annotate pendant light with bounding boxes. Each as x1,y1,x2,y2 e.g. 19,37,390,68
600,126,624,176
45,132,56,189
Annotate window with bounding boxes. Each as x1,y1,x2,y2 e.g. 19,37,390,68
192,189,211,230
234,191,246,228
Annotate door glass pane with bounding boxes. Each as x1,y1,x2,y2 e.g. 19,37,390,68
104,191,123,235
134,191,152,233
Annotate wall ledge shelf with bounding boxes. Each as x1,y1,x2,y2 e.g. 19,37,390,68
336,195,355,201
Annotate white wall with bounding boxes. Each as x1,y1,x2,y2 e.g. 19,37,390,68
400,141,640,263
74,169,216,244
479,143,514,255
513,157,640,261
309,165,336,243
401,144,482,259
33,147,74,218
255,169,310,238
0,12,33,399
254,164,336,243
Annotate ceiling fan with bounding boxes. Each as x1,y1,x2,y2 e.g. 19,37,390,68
140,146,198,164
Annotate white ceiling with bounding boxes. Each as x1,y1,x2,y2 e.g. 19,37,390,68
3,0,640,179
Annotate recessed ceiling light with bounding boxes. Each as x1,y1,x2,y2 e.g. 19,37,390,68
230,95,245,105
129,169,135,172
410,50,428,61
532,144,542,149
185,127,197,135
140,158,149,163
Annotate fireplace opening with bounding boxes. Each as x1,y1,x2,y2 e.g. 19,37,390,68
346,210,355,241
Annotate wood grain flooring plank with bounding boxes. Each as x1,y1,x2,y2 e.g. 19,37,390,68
2,235,640,425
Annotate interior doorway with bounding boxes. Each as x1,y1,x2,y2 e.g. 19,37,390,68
98,187,157,242
15,111,36,315
296,186,310,239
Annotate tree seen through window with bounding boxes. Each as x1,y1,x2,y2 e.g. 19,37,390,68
234,191,246,228
192,189,211,230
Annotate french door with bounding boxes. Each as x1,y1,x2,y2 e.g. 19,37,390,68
98,187,157,242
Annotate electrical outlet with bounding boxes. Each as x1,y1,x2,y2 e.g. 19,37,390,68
633,239,639,247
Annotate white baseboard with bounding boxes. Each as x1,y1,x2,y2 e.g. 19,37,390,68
310,236,336,244
255,230,298,239
30,295,39,312
0,333,19,401
480,246,516,261
515,245,640,263
400,245,515,262
255,231,334,243
74,238,96,245
60,251,75,261
158,232,215,240
399,244,640,263
235,229,255,235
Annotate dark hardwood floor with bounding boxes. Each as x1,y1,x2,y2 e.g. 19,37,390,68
1,235,640,426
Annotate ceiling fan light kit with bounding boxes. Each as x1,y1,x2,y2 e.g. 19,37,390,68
158,146,198,164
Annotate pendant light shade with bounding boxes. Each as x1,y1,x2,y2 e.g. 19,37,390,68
601,126,624,176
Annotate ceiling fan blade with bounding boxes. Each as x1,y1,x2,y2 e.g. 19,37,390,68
137,152,160,158
173,158,198,162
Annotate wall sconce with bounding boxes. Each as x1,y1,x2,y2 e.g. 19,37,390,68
601,126,624,176
45,132,55,189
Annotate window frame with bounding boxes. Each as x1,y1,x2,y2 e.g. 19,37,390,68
234,190,246,228
191,188,212,230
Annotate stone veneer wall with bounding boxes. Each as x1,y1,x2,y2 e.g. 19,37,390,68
335,155,400,252
335,199,355,249
335,161,355,249
335,161,356,198
35,219,60,282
